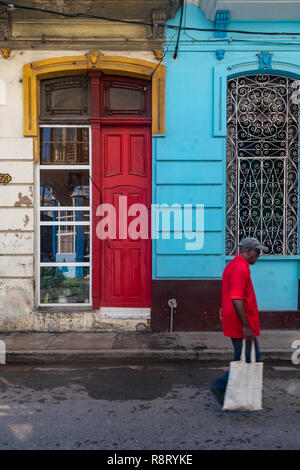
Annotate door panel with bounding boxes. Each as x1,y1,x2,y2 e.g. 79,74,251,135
104,134,122,176
129,134,147,176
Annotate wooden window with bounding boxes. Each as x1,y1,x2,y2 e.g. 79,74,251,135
101,76,151,118
40,127,89,165
40,75,90,124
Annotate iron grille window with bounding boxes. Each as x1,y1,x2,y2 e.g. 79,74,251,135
226,74,299,255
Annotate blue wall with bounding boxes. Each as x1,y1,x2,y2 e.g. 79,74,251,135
152,4,300,311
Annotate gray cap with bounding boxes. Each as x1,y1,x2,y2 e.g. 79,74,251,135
238,237,268,252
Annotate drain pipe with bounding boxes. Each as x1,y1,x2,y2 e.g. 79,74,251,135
168,298,177,333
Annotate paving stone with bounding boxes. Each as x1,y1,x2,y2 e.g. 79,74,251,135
44,333,116,350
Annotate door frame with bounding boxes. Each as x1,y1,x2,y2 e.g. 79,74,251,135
24,52,164,312
23,51,165,164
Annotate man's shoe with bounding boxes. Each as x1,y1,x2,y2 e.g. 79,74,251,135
210,386,225,406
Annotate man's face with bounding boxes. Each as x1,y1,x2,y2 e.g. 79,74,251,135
247,249,260,264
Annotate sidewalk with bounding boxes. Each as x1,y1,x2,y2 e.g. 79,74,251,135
0,330,299,364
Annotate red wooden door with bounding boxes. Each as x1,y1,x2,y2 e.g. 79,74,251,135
99,125,152,307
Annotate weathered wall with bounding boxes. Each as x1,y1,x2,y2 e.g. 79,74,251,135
0,49,154,331
0,0,181,51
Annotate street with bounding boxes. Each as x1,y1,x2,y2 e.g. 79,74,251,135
0,361,299,450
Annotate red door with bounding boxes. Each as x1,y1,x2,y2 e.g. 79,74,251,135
100,125,152,307
90,73,152,309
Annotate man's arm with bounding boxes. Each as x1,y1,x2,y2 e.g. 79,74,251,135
232,299,254,341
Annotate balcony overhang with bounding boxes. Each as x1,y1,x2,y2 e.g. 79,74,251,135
0,0,181,50
195,0,300,21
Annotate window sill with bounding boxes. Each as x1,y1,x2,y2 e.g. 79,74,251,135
36,306,96,313
226,255,300,261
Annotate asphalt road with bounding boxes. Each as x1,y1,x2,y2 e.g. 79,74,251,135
0,361,299,450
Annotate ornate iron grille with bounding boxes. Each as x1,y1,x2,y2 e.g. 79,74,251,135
226,74,299,255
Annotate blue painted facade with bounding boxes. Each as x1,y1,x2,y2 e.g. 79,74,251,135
152,4,300,313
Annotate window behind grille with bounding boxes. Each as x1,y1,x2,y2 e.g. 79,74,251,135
226,74,299,256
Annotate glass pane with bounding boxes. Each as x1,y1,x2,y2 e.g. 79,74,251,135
103,80,149,116
41,226,90,263
50,89,86,113
40,267,90,304
40,128,89,165
40,210,89,222
40,169,90,207
110,87,142,111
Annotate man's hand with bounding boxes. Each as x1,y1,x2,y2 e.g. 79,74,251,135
232,299,254,341
242,325,254,342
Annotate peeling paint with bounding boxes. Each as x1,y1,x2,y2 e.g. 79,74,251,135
23,215,29,227
14,192,32,207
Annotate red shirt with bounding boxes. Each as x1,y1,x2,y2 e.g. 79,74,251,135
221,254,260,338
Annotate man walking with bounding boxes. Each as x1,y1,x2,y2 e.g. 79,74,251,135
211,237,268,405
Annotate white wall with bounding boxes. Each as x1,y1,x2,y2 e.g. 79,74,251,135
0,49,154,331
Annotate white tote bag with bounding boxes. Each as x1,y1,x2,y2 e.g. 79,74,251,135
223,339,263,411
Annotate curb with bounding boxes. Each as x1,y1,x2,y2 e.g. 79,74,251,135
5,349,198,364
3,348,294,364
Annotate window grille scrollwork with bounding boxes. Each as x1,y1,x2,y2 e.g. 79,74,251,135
226,75,299,255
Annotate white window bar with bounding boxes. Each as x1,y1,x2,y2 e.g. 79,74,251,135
40,263,90,267
38,125,92,307
40,207,90,211
40,165,90,170
40,221,90,226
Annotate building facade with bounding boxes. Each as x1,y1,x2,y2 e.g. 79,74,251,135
152,0,300,331
0,0,300,332
0,0,176,331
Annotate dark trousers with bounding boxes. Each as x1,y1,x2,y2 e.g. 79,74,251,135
211,337,261,392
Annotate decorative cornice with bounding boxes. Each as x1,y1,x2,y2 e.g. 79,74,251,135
215,10,230,38
216,49,225,61
0,12,10,40
257,51,273,70
153,50,164,61
152,10,167,40
86,50,103,69
0,1,182,50
1,48,11,59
